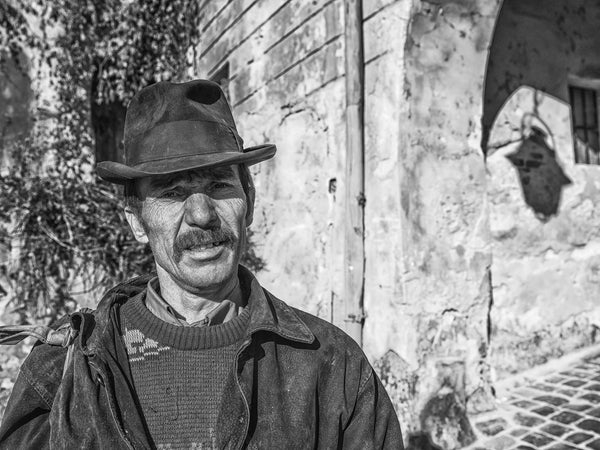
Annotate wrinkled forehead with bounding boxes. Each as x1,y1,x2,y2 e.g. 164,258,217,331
138,165,240,195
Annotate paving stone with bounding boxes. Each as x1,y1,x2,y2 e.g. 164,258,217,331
486,434,514,450
559,388,578,397
564,403,592,411
577,419,600,433
513,412,544,427
511,399,537,409
564,379,588,387
541,422,571,437
561,370,590,379
565,431,594,444
475,417,508,436
535,395,569,406
587,439,600,450
546,444,583,450
551,411,583,424
578,363,600,371
593,375,600,382
532,383,555,392
509,428,529,437
521,432,555,447
513,446,535,450
586,384,600,392
532,405,556,416
588,407,600,418
547,376,566,383
580,393,600,403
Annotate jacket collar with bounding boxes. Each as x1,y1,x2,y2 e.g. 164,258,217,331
77,265,314,353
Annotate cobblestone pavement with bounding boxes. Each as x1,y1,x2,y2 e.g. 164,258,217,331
465,354,600,449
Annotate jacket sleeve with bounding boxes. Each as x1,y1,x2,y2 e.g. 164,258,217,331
0,342,67,449
342,367,404,449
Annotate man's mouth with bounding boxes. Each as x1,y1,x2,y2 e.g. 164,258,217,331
173,229,235,262
188,240,228,251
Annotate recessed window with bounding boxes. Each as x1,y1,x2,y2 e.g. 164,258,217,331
569,85,600,165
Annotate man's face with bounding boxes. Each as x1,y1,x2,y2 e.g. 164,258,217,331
125,165,252,294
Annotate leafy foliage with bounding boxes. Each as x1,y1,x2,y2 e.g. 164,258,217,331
0,0,210,322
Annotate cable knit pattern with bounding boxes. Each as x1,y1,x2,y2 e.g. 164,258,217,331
119,294,249,449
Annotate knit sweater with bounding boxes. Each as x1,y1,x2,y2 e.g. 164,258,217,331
119,293,250,449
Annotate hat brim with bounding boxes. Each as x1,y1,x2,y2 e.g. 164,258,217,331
96,144,276,184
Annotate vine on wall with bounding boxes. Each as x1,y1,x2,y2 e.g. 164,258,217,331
0,0,263,323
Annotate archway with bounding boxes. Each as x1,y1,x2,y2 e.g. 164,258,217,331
484,0,600,379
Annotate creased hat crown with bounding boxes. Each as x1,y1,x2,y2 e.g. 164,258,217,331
96,79,276,184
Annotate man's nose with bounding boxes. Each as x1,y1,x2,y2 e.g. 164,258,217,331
183,193,220,228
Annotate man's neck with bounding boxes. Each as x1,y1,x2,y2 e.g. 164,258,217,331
154,269,244,324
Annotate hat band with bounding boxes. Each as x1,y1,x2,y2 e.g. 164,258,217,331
126,120,244,166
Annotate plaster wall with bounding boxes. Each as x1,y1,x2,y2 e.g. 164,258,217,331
380,3,502,446
195,1,503,445
485,0,600,378
195,0,348,322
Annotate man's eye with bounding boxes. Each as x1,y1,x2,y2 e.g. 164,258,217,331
212,182,231,189
160,190,182,198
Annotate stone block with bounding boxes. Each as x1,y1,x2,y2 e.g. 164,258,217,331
564,403,592,412
581,393,600,403
535,395,569,406
587,439,600,450
564,379,588,387
513,412,544,427
551,411,582,424
577,419,600,433
509,428,529,437
521,432,555,447
565,431,593,444
559,388,578,397
512,399,537,409
485,434,514,450
546,444,584,450
474,417,507,436
532,383,555,392
540,422,570,437
532,405,556,416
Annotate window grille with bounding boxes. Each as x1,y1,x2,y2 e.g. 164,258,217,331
569,85,600,165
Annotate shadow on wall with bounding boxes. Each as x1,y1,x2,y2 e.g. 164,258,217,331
406,432,444,450
505,126,572,222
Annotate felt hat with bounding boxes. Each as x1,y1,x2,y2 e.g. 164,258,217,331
96,79,276,184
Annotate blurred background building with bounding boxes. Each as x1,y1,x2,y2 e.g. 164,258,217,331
2,0,600,448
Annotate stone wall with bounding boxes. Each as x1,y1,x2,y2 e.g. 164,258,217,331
485,0,600,378
195,1,503,446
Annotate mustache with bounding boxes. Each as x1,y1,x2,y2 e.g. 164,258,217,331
173,228,235,261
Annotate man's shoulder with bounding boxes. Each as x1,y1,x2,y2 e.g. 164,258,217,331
18,340,69,406
285,303,366,359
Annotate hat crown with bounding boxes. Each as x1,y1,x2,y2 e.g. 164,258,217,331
123,80,242,166
95,79,276,183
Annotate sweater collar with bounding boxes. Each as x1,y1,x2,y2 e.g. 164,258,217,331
80,266,314,353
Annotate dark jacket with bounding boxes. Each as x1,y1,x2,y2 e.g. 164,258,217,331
0,268,403,449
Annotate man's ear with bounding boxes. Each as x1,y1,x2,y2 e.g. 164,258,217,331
245,186,255,227
124,207,149,244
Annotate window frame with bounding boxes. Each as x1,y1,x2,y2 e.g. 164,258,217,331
568,75,600,165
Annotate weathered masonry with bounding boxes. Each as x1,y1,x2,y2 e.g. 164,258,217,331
193,0,600,447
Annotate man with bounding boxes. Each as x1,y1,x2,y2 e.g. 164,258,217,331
0,80,402,449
